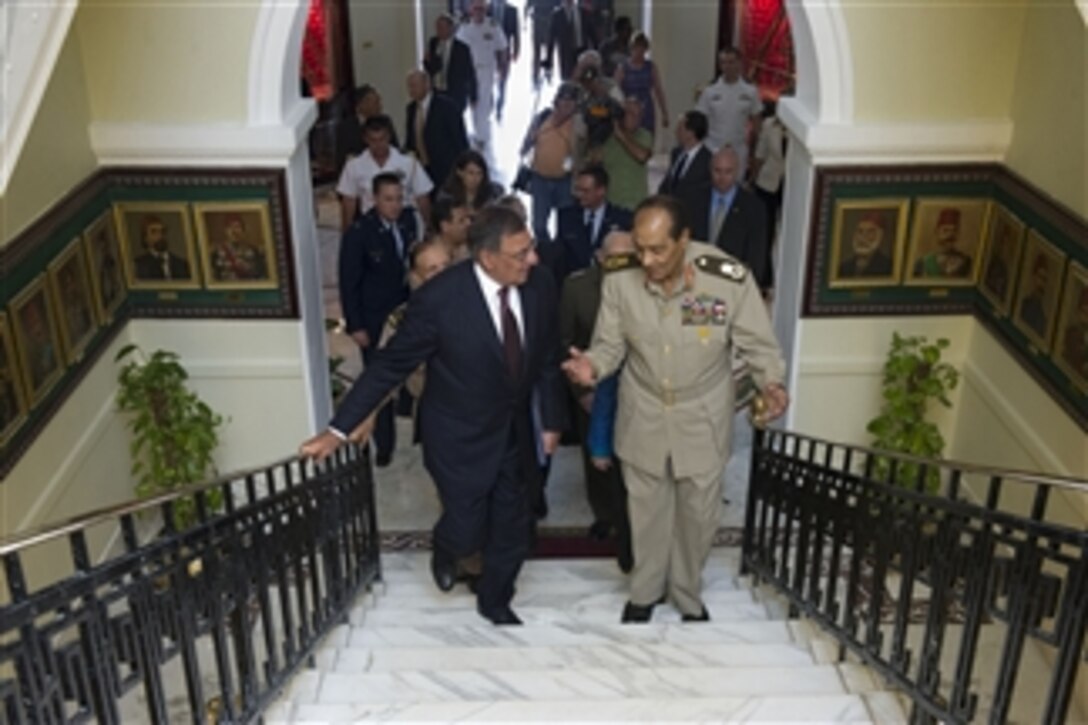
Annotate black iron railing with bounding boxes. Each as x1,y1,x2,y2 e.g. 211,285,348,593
0,445,379,724
742,428,1088,725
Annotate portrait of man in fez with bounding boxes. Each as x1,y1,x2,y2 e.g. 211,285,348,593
115,202,200,290
979,205,1025,315
1052,261,1088,392
10,276,65,405
83,209,126,323
48,239,98,364
194,202,279,290
0,313,28,445
1013,231,1065,350
828,198,909,289
905,199,989,286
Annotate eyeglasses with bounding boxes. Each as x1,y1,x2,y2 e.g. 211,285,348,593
498,238,538,263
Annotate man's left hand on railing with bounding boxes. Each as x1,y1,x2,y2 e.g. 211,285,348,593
299,429,344,461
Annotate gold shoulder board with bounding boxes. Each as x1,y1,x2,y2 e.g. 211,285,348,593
694,254,747,282
603,252,640,273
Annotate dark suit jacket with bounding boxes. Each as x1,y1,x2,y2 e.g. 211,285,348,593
134,252,190,281
695,186,769,289
554,203,633,279
502,6,520,56
331,261,566,494
338,208,418,341
424,36,478,111
549,5,598,78
658,145,712,240
405,94,469,190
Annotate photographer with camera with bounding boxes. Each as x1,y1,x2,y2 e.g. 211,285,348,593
573,52,625,162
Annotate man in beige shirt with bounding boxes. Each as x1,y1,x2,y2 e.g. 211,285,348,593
563,194,788,623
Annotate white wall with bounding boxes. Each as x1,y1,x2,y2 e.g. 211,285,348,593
348,1,423,142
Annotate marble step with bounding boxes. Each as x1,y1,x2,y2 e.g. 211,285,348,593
350,600,772,627
343,620,796,649
357,588,756,613
371,574,744,598
268,694,876,723
330,641,816,672
378,556,741,585
295,664,848,705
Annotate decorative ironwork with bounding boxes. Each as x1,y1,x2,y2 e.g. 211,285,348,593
742,428,1088,724
0,445,379,724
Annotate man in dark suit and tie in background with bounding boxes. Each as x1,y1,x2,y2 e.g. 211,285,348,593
658,110,713,241
694,146,768,292
549,0,598,80
338,173,419,468
552,164,632,282
405,70,469,190
302,206,566,626
424,13,478,113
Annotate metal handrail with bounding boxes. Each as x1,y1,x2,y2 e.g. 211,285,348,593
0,454,300,557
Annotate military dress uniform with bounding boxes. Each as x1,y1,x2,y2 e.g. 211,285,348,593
457,17,508,145
583,240,785,616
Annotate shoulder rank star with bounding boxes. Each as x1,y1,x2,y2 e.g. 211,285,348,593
694,255,747,282
603,252,640,272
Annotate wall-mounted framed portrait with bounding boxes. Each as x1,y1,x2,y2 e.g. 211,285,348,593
0,312,28,446
978,204,1025,315
82,209,127,324
114,202,200,290
1012,230,1066,351
9,275,65,406
904,198,991,286
827,198,910,289
1052,260,1088,393
193,201,278,290
47,239,98,364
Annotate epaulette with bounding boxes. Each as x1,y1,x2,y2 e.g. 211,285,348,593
694,254,747,282
602,252,640,273
385,303,408,330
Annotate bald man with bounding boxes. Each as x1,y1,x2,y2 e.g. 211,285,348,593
405,69,469,188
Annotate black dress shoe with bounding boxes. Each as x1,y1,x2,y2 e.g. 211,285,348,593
479,606,522,626
375,451,393,468
621,601,655,623
681,606,711,622
430,551,457,592
587,521,612,541
462,573,480,594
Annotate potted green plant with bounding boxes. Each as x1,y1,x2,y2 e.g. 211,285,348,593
866,333,959,492
116,344,225,528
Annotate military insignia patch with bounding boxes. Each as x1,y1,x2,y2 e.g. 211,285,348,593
603,252,640,272
694,254,746,282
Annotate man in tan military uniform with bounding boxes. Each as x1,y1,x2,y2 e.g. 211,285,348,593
563,194,788,622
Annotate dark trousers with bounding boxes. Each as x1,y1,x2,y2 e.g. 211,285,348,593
755,185,782,291
433,426,531,614
360,346,396,456
572,400,632,564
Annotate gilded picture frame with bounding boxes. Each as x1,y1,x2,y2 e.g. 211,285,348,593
48,238,99,364
193,201,279,290
1051,260,1088,393
1012,230,1066,351
0,312,28,446
9,275,65,406
82,209,127,324
904,198,991,287
827,198,910,289
115,202,201,290
978,204,1025,315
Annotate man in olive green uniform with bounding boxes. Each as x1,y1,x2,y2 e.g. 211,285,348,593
563,194,789,622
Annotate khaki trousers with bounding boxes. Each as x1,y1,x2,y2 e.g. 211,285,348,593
622,457,723,616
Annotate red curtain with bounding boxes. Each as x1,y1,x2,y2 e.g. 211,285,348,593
738,0,794,99
301,0,331,100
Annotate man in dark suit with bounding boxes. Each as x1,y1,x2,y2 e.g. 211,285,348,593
552,164,632,283
405,70,469,190
303,207,566,626
424,13,477,113
133,216,191,281
658,110,713,241
495,3,520,121
549,0,598,80
696,146,768,291
337,172,419,467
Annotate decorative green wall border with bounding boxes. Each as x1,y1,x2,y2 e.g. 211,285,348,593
0,168,298,479
804,164,1087,430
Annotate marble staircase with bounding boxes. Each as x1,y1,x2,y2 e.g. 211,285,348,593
265,550,908,723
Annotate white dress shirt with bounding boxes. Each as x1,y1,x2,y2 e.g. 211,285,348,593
474,263,525,345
